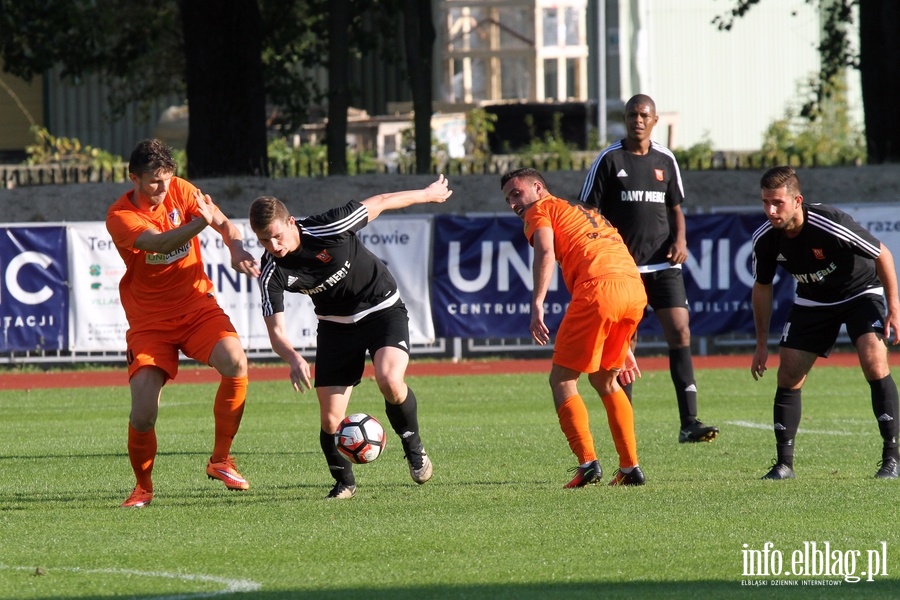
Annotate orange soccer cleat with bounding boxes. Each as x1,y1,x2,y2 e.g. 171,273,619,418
121,485,153,508
206,456,250,491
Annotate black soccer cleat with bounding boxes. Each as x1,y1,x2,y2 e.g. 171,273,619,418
875,457,899,479
325,481,356,500
608,466,645,486
761,462,795,480
679,420,720,443
564,460,603,488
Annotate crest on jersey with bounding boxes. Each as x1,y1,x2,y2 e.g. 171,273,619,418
654,169,664,182
812,248,825,260
316,249,333,263
168,209,183,226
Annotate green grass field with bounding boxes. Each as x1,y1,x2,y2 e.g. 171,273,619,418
2,364,899,599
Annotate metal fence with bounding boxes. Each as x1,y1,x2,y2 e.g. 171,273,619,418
2,150,859,189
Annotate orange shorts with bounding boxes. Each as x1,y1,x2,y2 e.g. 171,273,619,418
553,277,647,374
125,302,239,381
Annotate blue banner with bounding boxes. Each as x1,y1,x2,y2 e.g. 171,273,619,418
0,226,69,351
432,213,795,339
432,215,571,338
645,212,795,336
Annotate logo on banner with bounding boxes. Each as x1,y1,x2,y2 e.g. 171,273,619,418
431,215,569,338
89,264,102,290
0,226,68,351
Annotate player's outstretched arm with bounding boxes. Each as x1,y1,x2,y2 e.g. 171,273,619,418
360,174,452,221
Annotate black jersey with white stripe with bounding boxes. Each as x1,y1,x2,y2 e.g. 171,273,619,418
258,201,400,320
579,140,685,266
751,203,882,306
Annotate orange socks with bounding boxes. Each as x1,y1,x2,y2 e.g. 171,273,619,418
127,423,156,491
601,389,639,468
211,375,248,462
557,395,597,464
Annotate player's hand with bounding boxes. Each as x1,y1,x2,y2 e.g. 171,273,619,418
667,239,688,265
751,347,768,380
425,174,453,204
618,348,641,386
193,189,215,225
230,242,260,278
530,310,550,346
290,357,312,393
885,310,900,345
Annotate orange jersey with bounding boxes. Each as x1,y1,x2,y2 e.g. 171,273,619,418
106,177,216,328
523,195,640,291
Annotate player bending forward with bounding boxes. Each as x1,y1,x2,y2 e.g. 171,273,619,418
751,165,900,480
249,176,452,499
502,168,647,487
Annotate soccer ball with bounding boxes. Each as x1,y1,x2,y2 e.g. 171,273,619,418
335,413,387,464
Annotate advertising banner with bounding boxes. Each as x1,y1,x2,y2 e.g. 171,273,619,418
357,216,435,343
234,215,436,348
655,212,796,336
431,214,570,338
68,216,434,353
836,203,900,265
432,213,797,339
0,225,69,351
67,223,129,351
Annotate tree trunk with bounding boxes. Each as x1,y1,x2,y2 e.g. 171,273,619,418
859,0,900,163
179,0,268,178
403,0,436,175
326,1,350,176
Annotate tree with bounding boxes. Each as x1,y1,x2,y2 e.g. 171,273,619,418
179,0,268,177
402,0,437,175
714,0,900,163
0,0,268,178
325,1,352,175
0,1,431,177
0,1,183,118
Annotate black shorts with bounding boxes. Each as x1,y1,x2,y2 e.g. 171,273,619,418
779,294,886,357
314,304,410,388
641,267,689,311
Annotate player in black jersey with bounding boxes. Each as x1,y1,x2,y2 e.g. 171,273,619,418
579,94,719,444
751,166,900,480
248,175,453,499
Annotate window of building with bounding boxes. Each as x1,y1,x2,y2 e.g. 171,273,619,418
440,1,586,104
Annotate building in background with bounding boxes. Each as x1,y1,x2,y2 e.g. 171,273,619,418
435,0,862,152
0,0,862,160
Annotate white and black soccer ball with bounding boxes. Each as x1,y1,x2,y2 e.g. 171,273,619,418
335,413,387,464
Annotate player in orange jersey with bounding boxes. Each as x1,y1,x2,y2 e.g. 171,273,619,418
501,167,648,487
106,139,260,508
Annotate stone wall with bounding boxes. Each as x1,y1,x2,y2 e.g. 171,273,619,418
0,164,897,223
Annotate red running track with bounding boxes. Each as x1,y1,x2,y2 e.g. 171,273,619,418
0,352,884,391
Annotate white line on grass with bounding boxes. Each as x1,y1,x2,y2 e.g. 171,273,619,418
0,564,261,598
725,420,853,436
